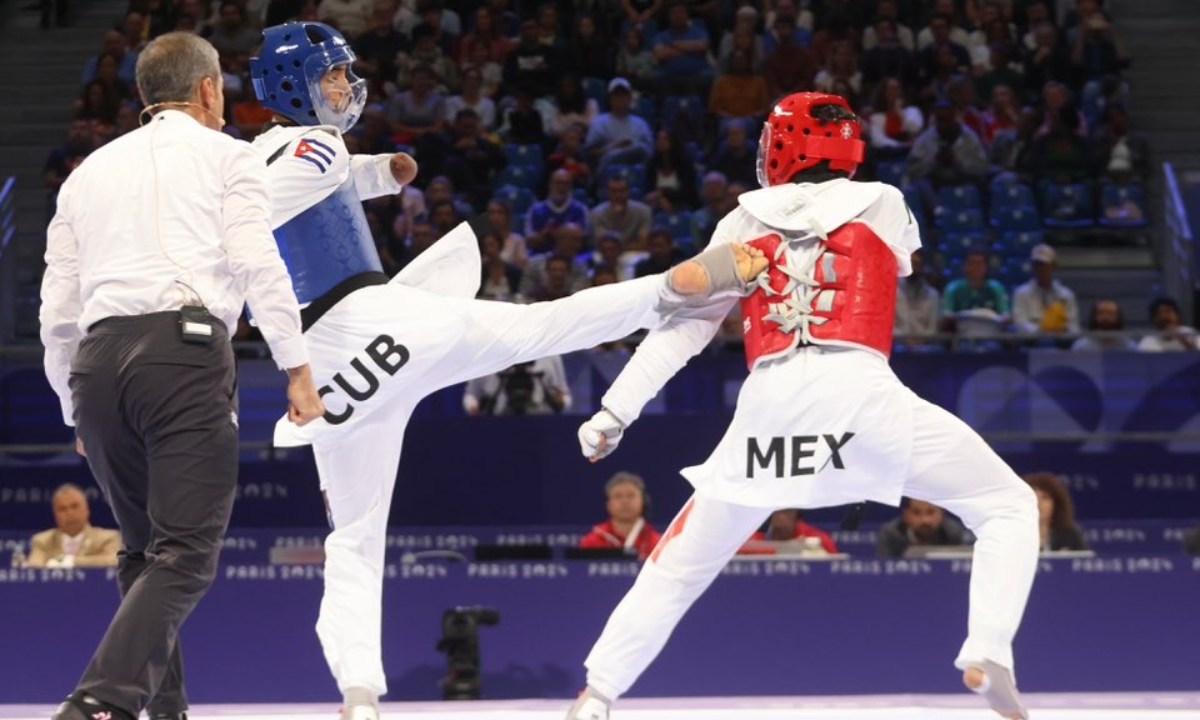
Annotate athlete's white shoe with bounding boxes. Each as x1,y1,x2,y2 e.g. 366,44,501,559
565,689,610,720
340,688,380,720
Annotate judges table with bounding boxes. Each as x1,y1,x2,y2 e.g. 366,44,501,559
2,554,1198,704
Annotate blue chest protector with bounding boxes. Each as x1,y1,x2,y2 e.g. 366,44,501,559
273,178,383,304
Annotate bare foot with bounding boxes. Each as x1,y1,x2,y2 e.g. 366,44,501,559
964,664,1028,720
669,244,769,296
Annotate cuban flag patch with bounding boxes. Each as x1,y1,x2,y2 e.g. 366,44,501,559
294,138,336,173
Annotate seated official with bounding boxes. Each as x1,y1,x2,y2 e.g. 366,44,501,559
580,472,662,560
742,509,838,554
876,498,968,558
26,484,120,568
1024,472,1087,552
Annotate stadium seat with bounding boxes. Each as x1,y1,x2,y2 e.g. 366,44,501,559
876,159,907,187
504,143,545,172
938,231,988,258
990,204,1041,232
655,211,694,239
1041,183,1095,229
600,164,647,194
936,184,982,212
991,181,1035,209
996,230,1045,259
496,164,541,189
935,207,985,232
491,185,535,221
1098,182,1150,228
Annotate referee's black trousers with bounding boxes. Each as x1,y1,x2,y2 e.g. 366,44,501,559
68,311,238,717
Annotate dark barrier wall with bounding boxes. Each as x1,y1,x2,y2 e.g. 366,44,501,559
1,557,1198,703
3,351,1199,527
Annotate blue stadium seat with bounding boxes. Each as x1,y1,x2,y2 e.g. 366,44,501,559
938,231,988,258
634,95,658,124
395,143,416,156
1098,182,1150,228
876,159,907,187
936,184,982,212
1041,183,1095,229
496,164,541,189
996,256,1031,286
655,211,694,239
582,76,606,108
662,95,704,130
505,143,545,171
997,230,1045,258
990,204,1041,232
601,164,647,193
991,181,1035,209
935,207,985,232
491,185,535,220
572,187,592,205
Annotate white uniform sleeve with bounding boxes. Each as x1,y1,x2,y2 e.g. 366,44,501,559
600,217,740,426
349,153,404,200
38,178,84,426
861,185,922,277
259,130,351,228
221,142,309,370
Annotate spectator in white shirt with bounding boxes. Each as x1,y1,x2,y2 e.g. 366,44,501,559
40,33,322,720
1012,244,1080,336
1138,297,1199,351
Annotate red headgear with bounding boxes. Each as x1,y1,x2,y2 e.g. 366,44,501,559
756,92,866,187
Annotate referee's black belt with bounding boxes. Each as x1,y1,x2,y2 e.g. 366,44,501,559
301,272,389,331
87,310,227,335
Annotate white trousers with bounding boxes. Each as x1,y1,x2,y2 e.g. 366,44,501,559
584,397,1039,700
309,276,671,696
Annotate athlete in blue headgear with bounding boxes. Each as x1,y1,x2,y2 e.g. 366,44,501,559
249,22,769,720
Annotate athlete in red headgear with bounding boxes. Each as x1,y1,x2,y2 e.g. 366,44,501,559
566,94,1038,720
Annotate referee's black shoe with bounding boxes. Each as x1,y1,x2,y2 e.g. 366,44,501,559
51,693,136,720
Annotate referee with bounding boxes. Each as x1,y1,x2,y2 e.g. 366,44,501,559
39,32,325,720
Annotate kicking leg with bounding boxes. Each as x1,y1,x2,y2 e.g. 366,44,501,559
429,245,766,388
903,398,1039,720
570,495,769,717
312,409,410,717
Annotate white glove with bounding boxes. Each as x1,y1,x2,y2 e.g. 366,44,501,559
578,408,626,462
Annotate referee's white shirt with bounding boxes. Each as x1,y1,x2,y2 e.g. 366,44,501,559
40,109,309,426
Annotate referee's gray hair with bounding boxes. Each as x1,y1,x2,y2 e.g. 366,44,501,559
605,472,646,495
52,483,87,502
135,32,221,105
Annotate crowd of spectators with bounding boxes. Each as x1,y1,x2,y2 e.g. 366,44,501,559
44,0,1188,355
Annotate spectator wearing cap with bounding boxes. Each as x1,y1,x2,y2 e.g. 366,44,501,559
1012,244,1080,336
652,2,715,97
583,78,654,173
1138,298,1199,352
1072,299,1135,351
763,12,818,98
526,169,591,254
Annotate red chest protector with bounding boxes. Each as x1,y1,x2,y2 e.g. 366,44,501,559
741,222,898,370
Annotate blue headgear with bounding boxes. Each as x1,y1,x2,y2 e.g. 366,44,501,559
250,22,367,133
